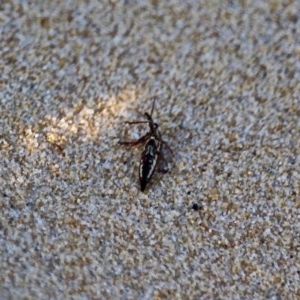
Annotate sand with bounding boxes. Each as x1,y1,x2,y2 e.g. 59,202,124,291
1,0,300,299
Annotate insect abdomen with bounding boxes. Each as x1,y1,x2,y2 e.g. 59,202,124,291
139,137,160,191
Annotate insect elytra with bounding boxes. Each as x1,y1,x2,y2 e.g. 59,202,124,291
119,98,172,192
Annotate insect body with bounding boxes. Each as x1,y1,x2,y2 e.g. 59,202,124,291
119,98,171,192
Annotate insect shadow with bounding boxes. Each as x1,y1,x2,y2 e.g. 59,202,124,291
118,97,174,192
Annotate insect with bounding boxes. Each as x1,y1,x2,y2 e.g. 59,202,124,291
119,97,173,192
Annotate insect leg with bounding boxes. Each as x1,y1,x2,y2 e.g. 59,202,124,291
155,149,170,173
125,121,150,125
162,140,174,157
118,134,149,146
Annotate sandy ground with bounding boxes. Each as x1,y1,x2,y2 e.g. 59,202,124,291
1,0,300,299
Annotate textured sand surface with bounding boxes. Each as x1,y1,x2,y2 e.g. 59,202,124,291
1,0,300,299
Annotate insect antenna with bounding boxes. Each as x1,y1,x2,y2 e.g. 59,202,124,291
150,96,157,117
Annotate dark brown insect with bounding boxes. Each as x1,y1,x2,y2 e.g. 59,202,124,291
119,98,172,192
